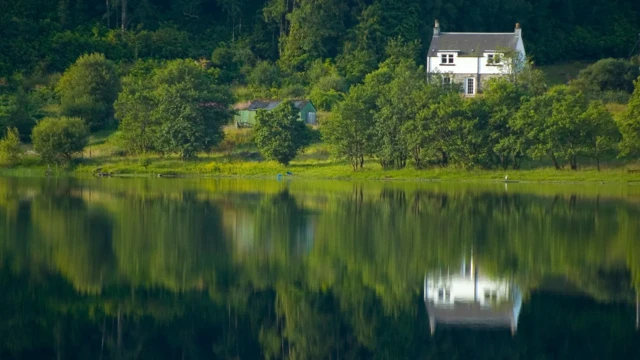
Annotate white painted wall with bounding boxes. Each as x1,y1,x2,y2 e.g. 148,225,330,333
428,54,478,74
426,275,512,306
427,39,526,77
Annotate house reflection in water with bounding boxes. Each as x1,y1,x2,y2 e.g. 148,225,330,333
424,254,522,335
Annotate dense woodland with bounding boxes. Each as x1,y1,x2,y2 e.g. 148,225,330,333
2,0,640,76
1,0,640,171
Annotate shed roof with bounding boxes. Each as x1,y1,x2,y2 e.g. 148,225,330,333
429,33,519,57
239,99,311,111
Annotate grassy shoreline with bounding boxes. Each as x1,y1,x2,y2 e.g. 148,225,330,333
4,155,640,184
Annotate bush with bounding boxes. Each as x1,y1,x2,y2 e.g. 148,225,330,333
254,102,311,165
572,58,640,94
0,127,22,167
56,53,121,131
32,117,88,165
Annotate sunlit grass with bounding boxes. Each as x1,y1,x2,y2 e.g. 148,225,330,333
5,126,640,183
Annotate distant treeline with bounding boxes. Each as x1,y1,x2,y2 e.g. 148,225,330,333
1,0,640,80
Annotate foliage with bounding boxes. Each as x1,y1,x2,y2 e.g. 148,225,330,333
571,58,640,94
323,85,376,170
617,78,640,157
0,88,40,141
114,75,157,155
31,117,88,165
0,128,22,167
254,102,312,165
115,59,234,159
513,86,619,170
56,53,121,131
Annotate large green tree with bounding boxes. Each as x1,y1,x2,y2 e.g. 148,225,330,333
254,101,311,165
153,60,233,159
115,59,234,159
323,84,376,170
56,53,121,131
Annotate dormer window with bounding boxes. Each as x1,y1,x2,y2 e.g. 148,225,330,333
440,53,454,65
487,53,502,65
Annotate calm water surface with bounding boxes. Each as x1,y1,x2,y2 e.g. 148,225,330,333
0,176,639,359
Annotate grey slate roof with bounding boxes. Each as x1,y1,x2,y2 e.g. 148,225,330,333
426,302,515,327
242,99,310,111
428,33,519,57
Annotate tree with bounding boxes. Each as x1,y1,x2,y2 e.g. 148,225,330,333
618,78,640,157
56,53,121,131
323,84,376,170
418,93,491,169
277,0,347,72
152,59,234,159
514,86,607,170
483,78,527,169
31,117,88,165
581,101,619,171
0,127,22,167
0,88,40,141
114,76,158,155
369,58,427,169
254,102,311,165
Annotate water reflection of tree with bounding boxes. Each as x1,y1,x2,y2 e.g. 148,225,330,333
1,179,640,358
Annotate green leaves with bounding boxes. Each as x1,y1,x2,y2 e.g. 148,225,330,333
254,102,312,165
31,116,88,165
617,78,640,157
115,59,234,159
0,127,22,167
56,53,121,131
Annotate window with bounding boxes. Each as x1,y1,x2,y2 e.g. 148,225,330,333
442,76,451,85
487,53,502,65
465,78,475,96
440,53,454,65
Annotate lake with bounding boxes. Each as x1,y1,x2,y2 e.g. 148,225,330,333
0,176,639,359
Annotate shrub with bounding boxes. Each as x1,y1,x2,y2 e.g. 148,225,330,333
0,127,22,167
254,102,311,165
56,53,120,131
32,117,88,165
572,58,639,94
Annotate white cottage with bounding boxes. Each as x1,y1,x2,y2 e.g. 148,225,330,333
426,21,526,96
424,254,522,335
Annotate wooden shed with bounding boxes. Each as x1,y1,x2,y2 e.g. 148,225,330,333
233,100,317,128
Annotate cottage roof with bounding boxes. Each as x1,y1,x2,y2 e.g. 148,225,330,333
241,99,311,111
426,302,516,327
429,33,519,57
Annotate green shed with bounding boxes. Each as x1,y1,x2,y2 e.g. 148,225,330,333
234,100,317,128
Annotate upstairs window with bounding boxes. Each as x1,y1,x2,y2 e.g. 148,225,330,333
487,53,502,65
440,53,454,65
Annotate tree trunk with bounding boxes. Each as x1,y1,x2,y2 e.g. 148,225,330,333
548,152,560,170
441,151,448,167
106,0,111,28
570,155,577,170
596,150,600,171
359,155,364,169
121,0,127,33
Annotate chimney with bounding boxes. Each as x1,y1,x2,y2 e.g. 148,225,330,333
515,23,522,37
434,20,440,36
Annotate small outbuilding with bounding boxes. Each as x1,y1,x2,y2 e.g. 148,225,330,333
234,99,317,128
